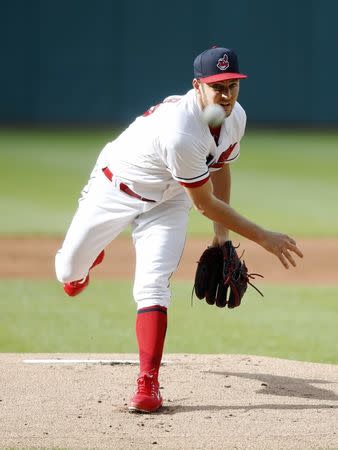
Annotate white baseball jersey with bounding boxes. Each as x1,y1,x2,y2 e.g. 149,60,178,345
99,89,246,202
56,88,247,310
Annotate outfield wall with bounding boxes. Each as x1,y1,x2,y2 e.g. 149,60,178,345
1,0,337,125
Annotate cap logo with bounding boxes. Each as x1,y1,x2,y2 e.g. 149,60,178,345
217,53,229,71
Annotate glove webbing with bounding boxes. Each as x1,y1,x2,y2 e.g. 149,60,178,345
231,247,264,297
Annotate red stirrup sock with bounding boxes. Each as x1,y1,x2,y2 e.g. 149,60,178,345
136,305,168,374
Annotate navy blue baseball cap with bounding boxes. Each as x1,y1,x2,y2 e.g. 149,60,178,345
193,46,247,83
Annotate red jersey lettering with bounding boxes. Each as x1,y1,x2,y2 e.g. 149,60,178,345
210,143,237,168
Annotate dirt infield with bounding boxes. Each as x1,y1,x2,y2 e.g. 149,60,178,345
1,236,338,449
1,353,338,449
1,236,338,285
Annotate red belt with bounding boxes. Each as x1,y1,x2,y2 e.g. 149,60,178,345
102,167,156,203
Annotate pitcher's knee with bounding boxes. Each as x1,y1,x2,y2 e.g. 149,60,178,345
55,250,84,283
55,267,73,283
55,257,73,283
133,282,171,309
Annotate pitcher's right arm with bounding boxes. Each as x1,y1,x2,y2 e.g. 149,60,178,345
184,179,303,269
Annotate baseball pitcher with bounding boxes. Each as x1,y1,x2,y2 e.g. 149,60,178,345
55,46,303,413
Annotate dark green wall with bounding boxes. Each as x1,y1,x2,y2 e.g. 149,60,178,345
1,0,338,125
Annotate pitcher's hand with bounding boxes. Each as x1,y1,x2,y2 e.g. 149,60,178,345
258,231,303,269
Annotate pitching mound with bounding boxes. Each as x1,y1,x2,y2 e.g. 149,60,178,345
1,353,338,449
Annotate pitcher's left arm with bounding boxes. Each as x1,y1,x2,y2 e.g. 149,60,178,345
210,163,231,246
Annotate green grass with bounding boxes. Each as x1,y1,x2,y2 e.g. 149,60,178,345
1,127,338,236
1,279,337,364
230,129,338,236
0,128,121,234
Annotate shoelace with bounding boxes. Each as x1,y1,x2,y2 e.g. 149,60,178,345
136,374,159,396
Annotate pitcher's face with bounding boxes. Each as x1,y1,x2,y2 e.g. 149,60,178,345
193,78,240,117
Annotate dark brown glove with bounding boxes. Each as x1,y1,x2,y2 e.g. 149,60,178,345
194,241,263,308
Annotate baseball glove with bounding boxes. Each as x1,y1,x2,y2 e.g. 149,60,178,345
194,241,263,309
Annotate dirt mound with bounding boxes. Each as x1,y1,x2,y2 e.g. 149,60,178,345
1,353,337,449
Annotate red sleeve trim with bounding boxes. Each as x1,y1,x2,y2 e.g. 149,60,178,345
179,175,210,188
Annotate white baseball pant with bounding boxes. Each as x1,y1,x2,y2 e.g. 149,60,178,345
55,163,191,309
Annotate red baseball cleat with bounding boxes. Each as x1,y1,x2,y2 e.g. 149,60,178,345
128,370,163,413
63,250,105,297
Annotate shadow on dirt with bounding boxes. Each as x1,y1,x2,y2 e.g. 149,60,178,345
208,371,338,401
159,370,338,415
160,403,338,414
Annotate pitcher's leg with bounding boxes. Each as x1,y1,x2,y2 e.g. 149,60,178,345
55,165,144,298
129,194,191,413
132,194,190,310
129,304,167,413
55,201,134,284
